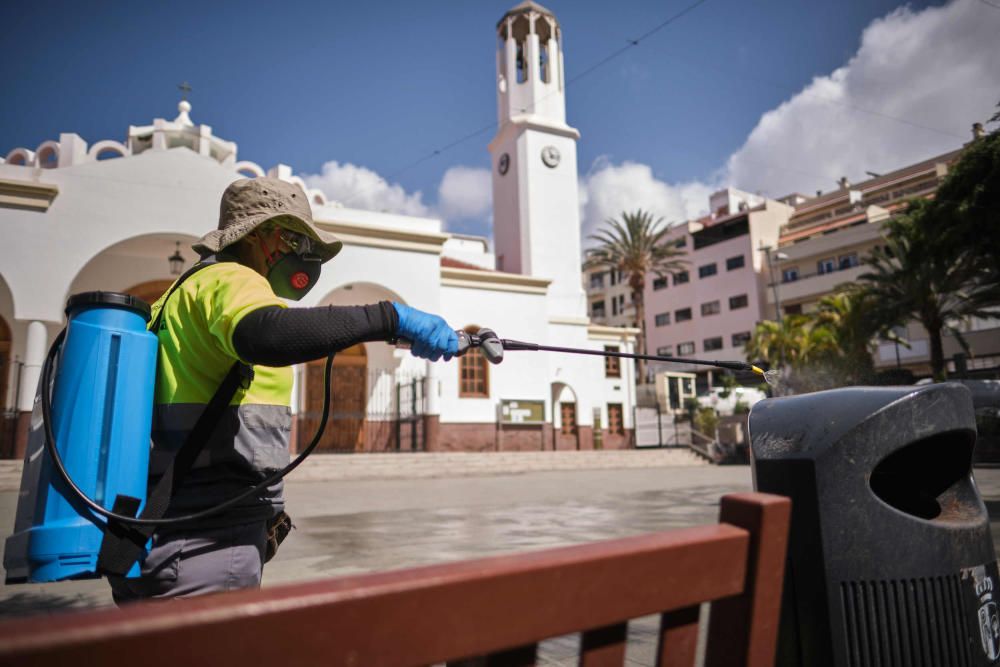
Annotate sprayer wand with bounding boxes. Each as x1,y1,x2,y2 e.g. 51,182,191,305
401,329,777,384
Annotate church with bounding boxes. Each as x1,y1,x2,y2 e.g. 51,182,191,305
0,2,637,457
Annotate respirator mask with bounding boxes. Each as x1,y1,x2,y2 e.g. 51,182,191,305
262,228,322,300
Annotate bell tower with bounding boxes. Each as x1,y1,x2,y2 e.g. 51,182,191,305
489,1,586,319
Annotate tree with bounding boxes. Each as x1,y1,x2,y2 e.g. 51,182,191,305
931,103,1000,299
858,199,999,380
585,210,686,383
744,315,839,392
812,289,886,384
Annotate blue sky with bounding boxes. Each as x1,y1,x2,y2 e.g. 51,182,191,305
3,0,998,237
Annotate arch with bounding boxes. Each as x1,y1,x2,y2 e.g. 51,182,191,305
234,161,266,179
308,189,327,206
88,140,129,161
35,140,60,169
551,381,579,451
66,233,199,311
5,148,34,166
123,279,174,306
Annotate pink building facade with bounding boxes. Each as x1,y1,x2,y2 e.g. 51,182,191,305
643,190,793,390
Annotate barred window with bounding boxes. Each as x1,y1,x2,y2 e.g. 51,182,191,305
675,308,692,322
654,312,671,327
652,276,669,290
604,345,621,378
732,331,752,347
698,263,718,278
673,271,690,285
657,345,673,356
678,341,695,355
726,255,745,271
701,301,720,316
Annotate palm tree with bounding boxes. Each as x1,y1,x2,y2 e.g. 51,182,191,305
585,210,686,383
812,290,883,384
859,199,999,381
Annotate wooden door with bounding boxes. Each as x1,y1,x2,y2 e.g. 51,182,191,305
304,344,367,452
556,402,579,451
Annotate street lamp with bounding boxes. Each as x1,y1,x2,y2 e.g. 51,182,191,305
168,241,185,276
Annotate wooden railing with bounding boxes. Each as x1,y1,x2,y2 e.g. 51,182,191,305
0,492,790,667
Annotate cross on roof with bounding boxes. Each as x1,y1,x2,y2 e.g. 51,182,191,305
177,81,192,101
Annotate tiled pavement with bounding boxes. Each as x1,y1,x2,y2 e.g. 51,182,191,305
2,460,1000,665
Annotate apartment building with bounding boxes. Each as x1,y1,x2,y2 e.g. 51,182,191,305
769,133,1000,376
584,266,636,328
643,188,794,391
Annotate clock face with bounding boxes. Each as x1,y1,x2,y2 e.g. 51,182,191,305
541,145,561,168
498,153,510,175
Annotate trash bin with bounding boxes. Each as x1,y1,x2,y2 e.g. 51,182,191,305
749,383,999,667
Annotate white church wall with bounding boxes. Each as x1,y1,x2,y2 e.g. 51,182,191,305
438,284,549,424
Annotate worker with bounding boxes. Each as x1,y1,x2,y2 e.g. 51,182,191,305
109,178,457,602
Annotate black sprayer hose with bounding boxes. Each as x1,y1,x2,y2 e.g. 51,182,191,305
41,328,335,527
500,339,756,373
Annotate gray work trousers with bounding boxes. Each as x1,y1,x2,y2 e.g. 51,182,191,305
109,520,268,604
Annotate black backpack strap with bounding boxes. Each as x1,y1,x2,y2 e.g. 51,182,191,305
98,258,255,577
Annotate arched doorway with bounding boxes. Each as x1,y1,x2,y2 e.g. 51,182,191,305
552,382,579,451
303,343,368,452
123,279,174,306
0,315,13,458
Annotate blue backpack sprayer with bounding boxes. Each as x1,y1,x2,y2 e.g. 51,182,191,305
4,289,771,584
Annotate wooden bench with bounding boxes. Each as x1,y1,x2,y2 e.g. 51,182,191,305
0,492,790,667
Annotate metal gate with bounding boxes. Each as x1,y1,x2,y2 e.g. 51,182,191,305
299,368,426,453
633,404,691,448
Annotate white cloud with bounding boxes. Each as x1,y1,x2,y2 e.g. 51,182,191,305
302,161,430,217
726,0,1000,197
579,158,715,243
437,166,492,221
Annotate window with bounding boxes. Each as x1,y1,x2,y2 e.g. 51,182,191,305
612,298,618,316
459,346,490,397
560,403,577,435
703,337,723,352
732,331,752,347
609,270,623,286
817,257,836,275
726,255,745,271
652,276,668,290
678,341,695,355
607,403,624,435
618,294,626,313
673,271,689,286
589,272,605,289
604,346,621,378
675,308,692,322
698,263,718,278
784,304,803,315
729,294,749,310
838,253,859,270
701,301,721,316
656,345,673,356
674,237,687,249
591,300,606,318
654,312,671,327
782,267,799,283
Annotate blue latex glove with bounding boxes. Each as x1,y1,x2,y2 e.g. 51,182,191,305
393,302,459,362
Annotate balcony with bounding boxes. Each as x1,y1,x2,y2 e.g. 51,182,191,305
766,263,868,305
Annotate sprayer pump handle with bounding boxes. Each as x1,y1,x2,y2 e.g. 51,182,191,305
397,330,473,357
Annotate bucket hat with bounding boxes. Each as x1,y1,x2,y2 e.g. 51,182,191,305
193,178,342,262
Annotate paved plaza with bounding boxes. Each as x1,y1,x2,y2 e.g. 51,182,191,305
2,454,1000,665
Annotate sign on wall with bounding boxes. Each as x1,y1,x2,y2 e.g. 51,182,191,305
499,399,546,425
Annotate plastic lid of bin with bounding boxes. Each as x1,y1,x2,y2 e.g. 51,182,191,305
65,291,152,321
